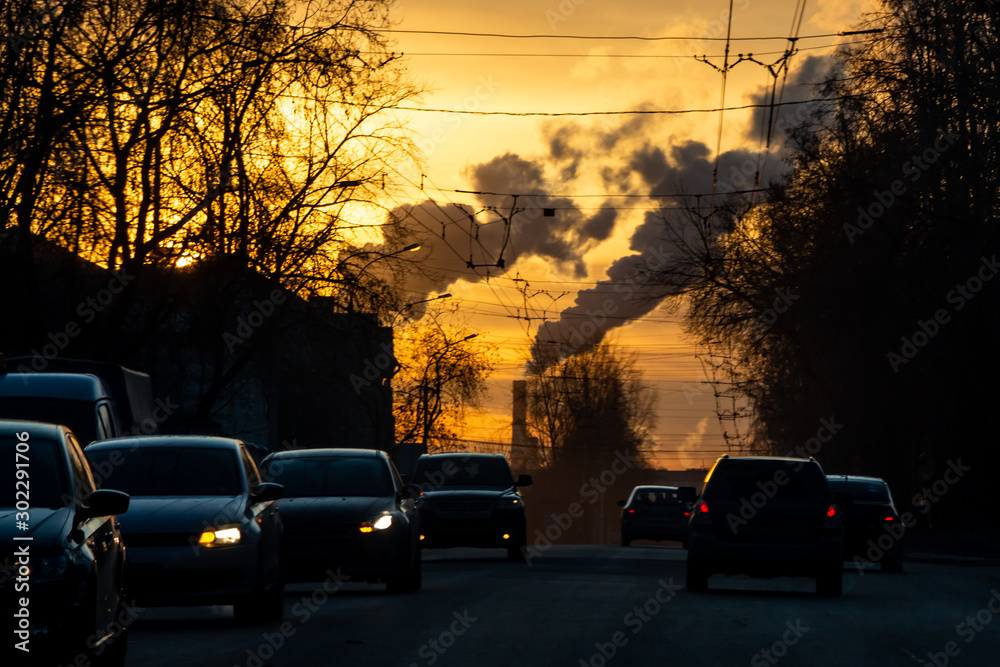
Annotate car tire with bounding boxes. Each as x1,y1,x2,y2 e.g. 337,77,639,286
816,568,843,597
686,561,708,592
387,549,422,593
235,566,284,624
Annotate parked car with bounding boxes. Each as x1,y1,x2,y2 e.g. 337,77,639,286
83,436,284,623
1,421,130,666
412,453,532,561
259,448,422,593
827,475,904,572
685,455,844,596
618,486,692,546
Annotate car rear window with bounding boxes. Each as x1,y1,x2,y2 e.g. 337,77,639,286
0,436,69,509
413,457,514,489
828,479,890,503
631,488,682,506
703,460,830,505
86,446,243,496
261,457,393,497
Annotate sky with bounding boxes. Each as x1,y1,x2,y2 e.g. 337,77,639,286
375,0,879,469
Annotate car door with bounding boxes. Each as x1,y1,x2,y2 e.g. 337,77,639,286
240,446,281,576
65,432,122,638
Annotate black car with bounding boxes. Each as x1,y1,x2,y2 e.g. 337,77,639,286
84,436,285,623
1,421,130,666
685,455,844,596
827,475,904,572
412,453,532,561
618,485,692,546
260,448,422,593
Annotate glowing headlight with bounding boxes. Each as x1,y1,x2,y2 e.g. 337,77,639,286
497,497,521,509
360,515,394,533
198,526,242,547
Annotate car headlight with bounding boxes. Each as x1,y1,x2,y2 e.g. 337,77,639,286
38,551,71,578
497,497,522,510
197,526,242,548
360,514,394,533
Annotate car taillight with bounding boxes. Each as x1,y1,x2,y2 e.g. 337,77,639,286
627,509,635,514
683,511,690,517
826,505,836,518
697,500,709,514
884,514,896,521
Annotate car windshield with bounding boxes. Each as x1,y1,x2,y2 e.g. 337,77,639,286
261,456,394,497
632,488,682,506
86,446,243,496
704,460,830,505
0,436,69,509
829,479,890,503
414,457,514,489
0,397,98,445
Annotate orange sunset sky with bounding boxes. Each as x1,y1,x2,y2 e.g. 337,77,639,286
373,0,879,468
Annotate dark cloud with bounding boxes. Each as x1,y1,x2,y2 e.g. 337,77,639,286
746,54,840,148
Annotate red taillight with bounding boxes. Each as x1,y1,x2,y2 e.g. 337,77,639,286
826,505,836,518
884,515,896,522
627,509,635,514
683,511,690,517
698,500,709,514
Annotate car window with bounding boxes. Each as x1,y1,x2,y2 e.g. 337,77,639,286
0,435,70,509
86,446,244,496
0,397,98,445
829,479,890,503
704,460,830,504
632,488,682,506
97,403,115,441
262,457,393,497
240,447,261,492
413,457,514,489
65,432,96,501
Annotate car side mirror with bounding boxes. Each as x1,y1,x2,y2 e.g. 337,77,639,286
252,482,284,502
677,487,697,502
79,489,130,519
616,499,626,507
515,473,533,487
400,483,422,500
834,491,854,509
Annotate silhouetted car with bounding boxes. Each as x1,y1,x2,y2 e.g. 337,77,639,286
259,448,422,593
1,421,130,666
84,436,284,623
685,456,844,596
412,453,532,561
618,486,692,546
827,475,904,572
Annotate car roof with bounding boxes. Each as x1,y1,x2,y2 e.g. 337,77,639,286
417,452,507,460
0,419,69,439
827,474,887,484
263,447,383,460
86,435,243,450
0,373,112,401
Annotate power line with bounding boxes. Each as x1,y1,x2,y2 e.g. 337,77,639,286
391,95,848,117
374,28,863,42
380,41,866,59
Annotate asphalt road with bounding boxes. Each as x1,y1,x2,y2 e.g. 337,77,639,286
124,545,1000,667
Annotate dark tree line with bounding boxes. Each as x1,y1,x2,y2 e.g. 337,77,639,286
658,0,1000,519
